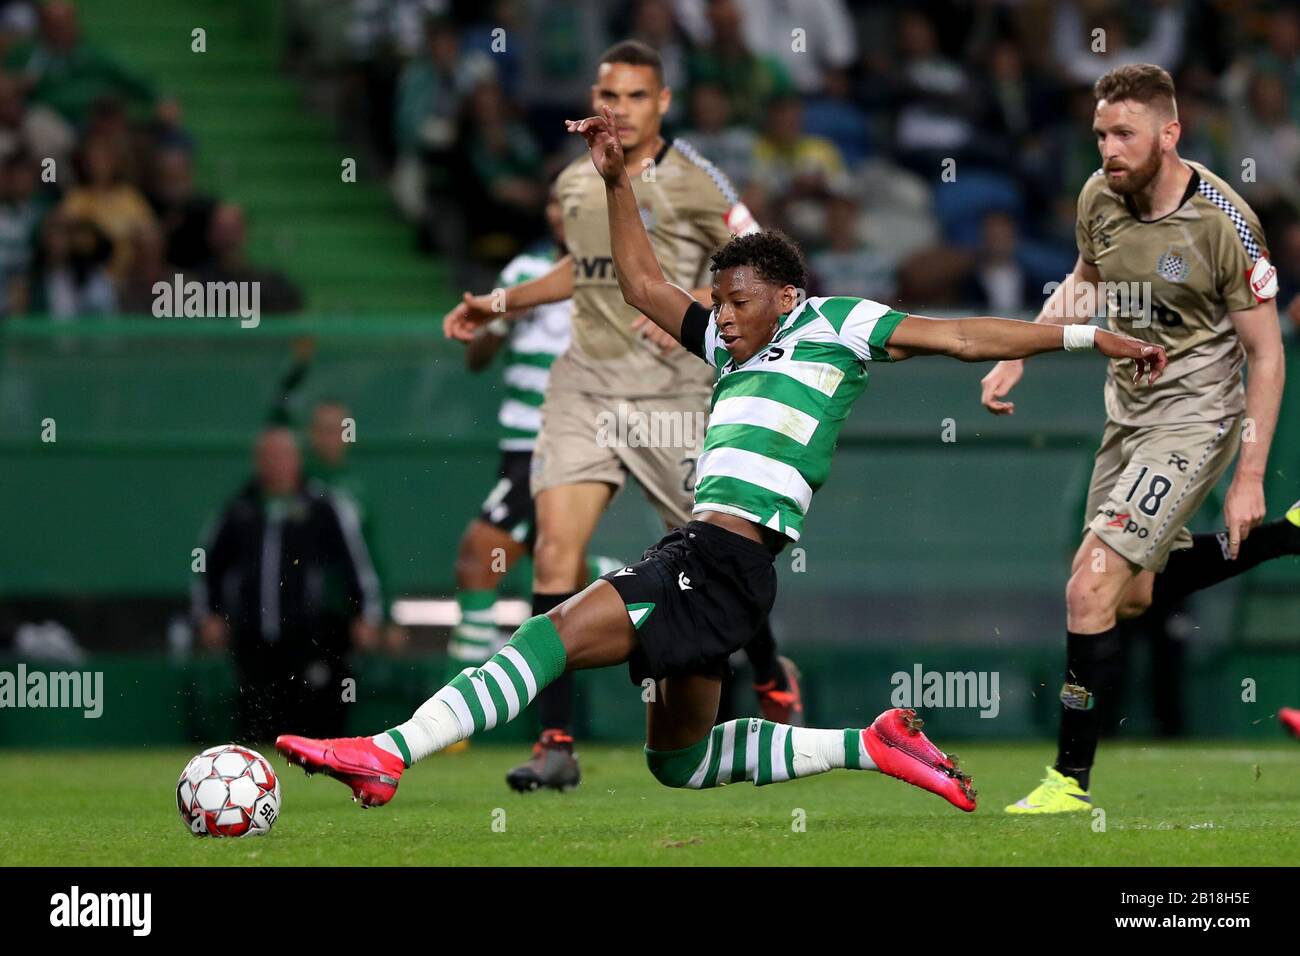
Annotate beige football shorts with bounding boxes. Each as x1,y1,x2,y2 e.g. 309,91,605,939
530,389,709,528
1084,416,1240,571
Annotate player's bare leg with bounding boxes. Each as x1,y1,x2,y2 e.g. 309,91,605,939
276,579,637,806
641,677,975,811
505,481,616,791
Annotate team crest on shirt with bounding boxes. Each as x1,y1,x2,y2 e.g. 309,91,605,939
1156,247,1189,283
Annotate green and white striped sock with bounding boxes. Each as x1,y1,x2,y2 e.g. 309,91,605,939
374,614,567,766
645,719,877,789
447,589,497,673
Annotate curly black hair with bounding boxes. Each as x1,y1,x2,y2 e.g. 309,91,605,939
709,230,808,291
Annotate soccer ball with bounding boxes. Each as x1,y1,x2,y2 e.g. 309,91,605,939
176,744,281,837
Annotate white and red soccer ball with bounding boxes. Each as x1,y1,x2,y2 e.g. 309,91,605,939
176,745,281,837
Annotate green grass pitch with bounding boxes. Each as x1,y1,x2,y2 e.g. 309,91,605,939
5,742,1298,866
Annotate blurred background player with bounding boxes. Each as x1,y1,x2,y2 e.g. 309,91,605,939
980,64,1298,813
446,183,621,772
193,427,383,742
444,40,801,793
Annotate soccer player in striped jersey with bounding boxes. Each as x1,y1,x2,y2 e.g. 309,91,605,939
444,42,802,794
274,106,1163,812
978,65,1299,811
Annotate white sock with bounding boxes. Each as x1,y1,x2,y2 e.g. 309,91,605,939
372,696,466,764
790,726,877,775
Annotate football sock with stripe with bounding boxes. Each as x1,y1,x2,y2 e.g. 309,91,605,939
445,589,498,678
1053,627,1123,791
644,719,876,788
1150,519,1300,610
374,614,568,765
531,592,578,732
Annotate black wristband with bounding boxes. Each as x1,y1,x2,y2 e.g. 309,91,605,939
680,301,711,360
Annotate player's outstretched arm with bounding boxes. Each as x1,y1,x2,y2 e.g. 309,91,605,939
979,256,1103,414
886,314,1167,385
442,254,575,342
566,105,695,342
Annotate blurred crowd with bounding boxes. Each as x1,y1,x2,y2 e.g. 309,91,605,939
286,0,1300,335
0,0,301,320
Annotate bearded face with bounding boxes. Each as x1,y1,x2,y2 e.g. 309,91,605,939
1093,98,1174,198
1104,136,1163,196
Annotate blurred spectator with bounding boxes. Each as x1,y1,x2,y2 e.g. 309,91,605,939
680,80,755,190
626,0,691,123
193,427,383,741
1051,0,1184,86
886,10,988,176
306,399,405,656
963,211,1038,314
58,133,157,282
807,193,895,301
195,204,304,315
1273,218,1300,340
462,1,525,98
0,148,42,315
515,0,612,152
1231,70,1300,209
1171,75,1230,173
0,70,73,169
38,207,114,319
144,145,215,270
115,221,167,314
390,15,495,223
685,0,794,127
453,79,545,267
750,94,847,240
679,0,856,95
5,0,158,126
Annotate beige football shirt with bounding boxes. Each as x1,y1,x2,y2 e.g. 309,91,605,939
551,138,759,398
1076,159,1278,426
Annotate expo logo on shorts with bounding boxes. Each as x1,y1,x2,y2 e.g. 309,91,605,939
595,402,708,449
1102,509,1149,538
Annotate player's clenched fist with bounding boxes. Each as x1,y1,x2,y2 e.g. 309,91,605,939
566,105,626,184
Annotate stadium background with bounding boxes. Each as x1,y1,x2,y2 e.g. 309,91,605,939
1,0,1297,748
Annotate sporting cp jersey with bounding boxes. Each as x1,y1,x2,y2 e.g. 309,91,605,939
681,295,907,541
1076,160,1278,427
494,248,571,451
552,137,759,398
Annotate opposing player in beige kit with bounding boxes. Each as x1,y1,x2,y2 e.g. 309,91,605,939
979,64,1299,813
442,40,801,792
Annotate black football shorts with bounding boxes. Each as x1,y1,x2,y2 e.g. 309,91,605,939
601,520,778,685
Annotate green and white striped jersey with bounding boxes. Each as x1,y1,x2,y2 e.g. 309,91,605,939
692,296,907,540
495,248,571,451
